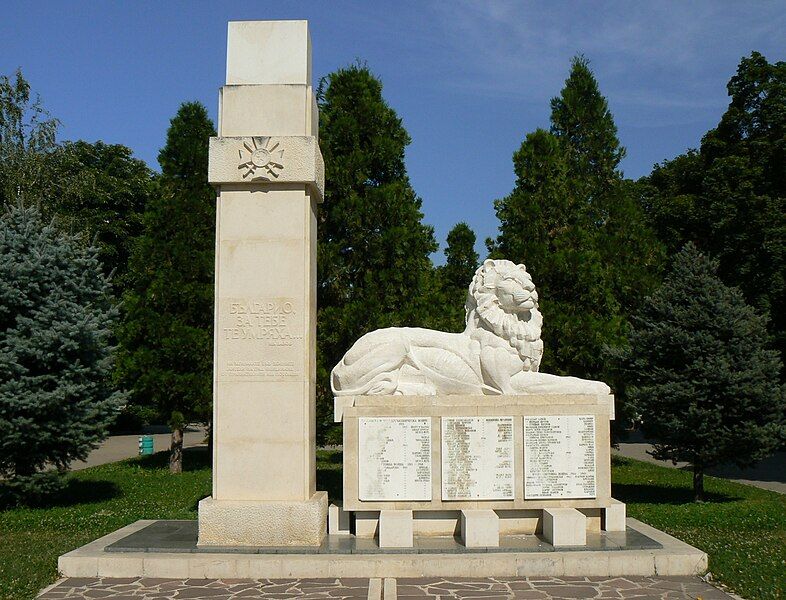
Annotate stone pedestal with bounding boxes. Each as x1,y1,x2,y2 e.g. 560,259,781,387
198,20,326,547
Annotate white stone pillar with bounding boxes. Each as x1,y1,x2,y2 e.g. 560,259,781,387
198,20,327,547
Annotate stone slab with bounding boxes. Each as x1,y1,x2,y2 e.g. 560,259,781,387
524,415,596,499
358,417,432,501
441,416,514,500
226,20,311,85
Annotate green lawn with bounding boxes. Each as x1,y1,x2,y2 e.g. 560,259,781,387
0,448,782,599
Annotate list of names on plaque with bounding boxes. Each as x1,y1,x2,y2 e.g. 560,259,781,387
441,416,515,500
524,415,596,499
358,417,432,501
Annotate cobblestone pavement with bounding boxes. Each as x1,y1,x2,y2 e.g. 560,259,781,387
37,576,736,599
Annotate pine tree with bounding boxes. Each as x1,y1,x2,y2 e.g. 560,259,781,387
0,203,121,503
488,57,663,386
117,102,216,473
316,64,438,441
642,52,786,365
438,222,479,332
613,243,784,501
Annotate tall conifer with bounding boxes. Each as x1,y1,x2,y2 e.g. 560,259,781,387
316,65,438,440
117,102,216,472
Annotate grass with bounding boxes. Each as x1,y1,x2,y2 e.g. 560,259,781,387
612,455,786,599
0,448,783,599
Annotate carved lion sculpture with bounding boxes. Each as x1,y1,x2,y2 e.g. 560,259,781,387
331,259,610,396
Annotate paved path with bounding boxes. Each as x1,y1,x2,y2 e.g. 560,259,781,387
37,576,736,599
614,432,786,494
71,427,207,471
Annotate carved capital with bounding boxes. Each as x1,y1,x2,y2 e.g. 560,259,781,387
208,136,324,201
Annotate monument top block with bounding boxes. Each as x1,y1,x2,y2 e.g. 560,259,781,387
226,20,312,86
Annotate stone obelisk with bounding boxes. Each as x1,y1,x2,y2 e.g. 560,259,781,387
198,20,327,547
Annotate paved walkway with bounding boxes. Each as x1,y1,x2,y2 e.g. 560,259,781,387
37,576,736,599
72,427,207,471
614,432,786,494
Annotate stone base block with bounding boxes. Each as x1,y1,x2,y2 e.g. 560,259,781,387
543,508,586,546
461,510,499,547
603,499,626,532
379,510,413,548
197,492,327,547
329,501,351,535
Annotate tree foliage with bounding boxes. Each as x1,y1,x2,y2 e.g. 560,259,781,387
642,52,786,364
316,64,438,440
117,102,215,471
437,222,479,332
612,243,784,500
0,69,58,205
488,56,663,386
0,203,121,503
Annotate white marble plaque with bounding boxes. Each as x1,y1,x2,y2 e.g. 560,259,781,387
524,415,596,499
358,417,432,501
441,416,515,500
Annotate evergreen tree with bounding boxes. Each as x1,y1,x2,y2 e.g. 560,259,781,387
438,222,479,331
642,52,786,364
0,203,121,503
613,243,784,501
317,64,438,441
117,102,215,472
488,56,663,385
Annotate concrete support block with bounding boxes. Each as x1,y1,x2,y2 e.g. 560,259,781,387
460,509,499,547
355,511,379,538
603,499,626,532
367,578,382,600
378,509,413,548
329,501,351,535
542,508,586,546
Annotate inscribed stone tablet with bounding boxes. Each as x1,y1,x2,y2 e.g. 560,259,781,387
216,297,304,381
524,415,596,499
441,416,515,500
358,417,432,501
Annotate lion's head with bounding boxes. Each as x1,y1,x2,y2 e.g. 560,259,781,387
465,259,544,372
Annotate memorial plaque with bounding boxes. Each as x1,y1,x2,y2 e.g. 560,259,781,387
441,416,514,500
524,415,596,499
358,417,432,501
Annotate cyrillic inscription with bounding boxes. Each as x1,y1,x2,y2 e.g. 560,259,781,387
358,417,432,501
217,297,303,381
524,415,596,499
441,416,514,500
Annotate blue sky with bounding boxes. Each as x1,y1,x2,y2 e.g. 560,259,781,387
1,2,784,262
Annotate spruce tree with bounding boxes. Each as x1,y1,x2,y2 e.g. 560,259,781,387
614,243,784,501
488,57,663,385
316,64,438,441
438,222,479,332
0,203,121,503
642,52,786,365
117,102,216,472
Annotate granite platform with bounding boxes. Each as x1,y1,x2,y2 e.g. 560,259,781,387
58,518,707,579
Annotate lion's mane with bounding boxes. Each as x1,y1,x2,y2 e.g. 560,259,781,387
464,259,544,372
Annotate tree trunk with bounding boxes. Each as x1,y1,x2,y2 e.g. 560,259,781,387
206,421,213,468
170,427,183,474
693,465,704,502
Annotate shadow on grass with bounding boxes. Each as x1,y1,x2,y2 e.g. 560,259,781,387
0,477,121,510
612,482,740,504
134,446,211,472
